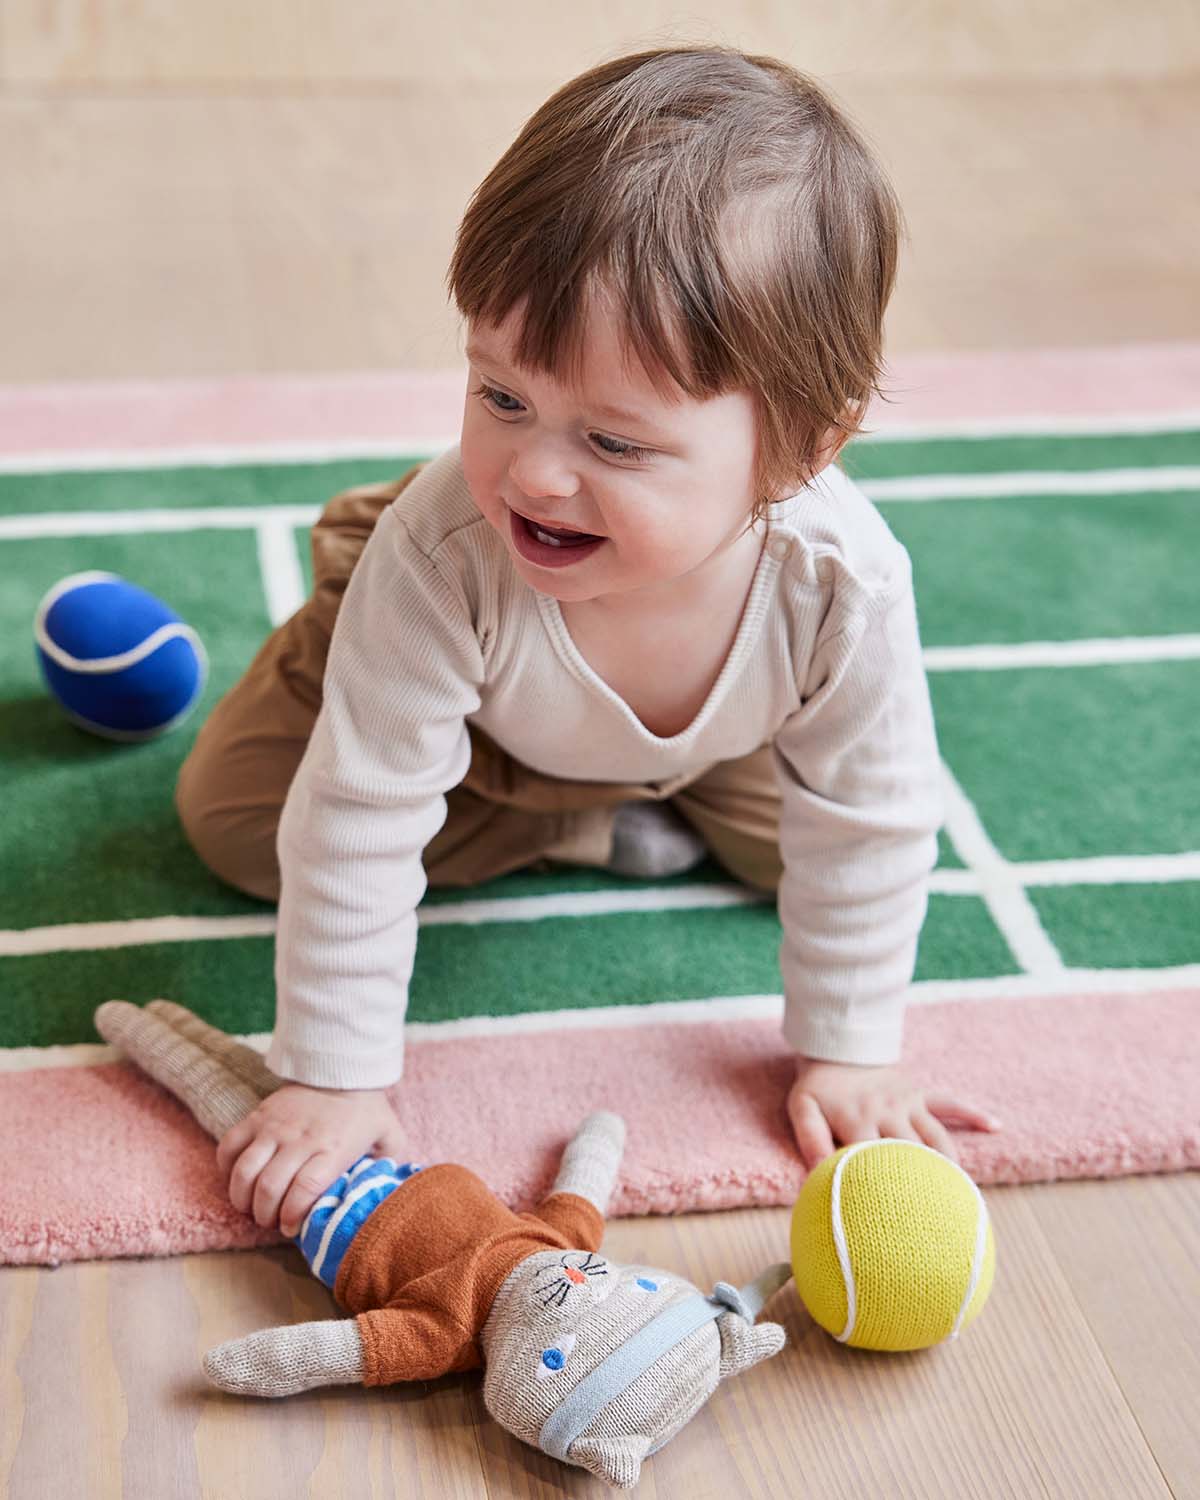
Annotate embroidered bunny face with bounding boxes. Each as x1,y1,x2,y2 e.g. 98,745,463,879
528,1248,619,1318
485,1249,673,1358
480,1249,784,1488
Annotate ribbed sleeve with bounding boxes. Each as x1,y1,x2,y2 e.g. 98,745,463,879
266,504,485,1087
771,549,944,1065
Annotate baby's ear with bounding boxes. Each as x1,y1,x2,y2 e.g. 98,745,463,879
717,1313,787,1380
569,1432,652,1490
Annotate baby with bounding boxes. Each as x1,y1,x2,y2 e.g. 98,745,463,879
176,44,1000,1243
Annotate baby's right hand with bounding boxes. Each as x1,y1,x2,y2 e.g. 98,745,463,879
216,1082,408,1239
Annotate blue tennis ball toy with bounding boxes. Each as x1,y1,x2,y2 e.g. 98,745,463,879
34,571,208,741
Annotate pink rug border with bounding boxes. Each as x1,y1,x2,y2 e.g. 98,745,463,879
2,985,1197,1266
2,341,1200,456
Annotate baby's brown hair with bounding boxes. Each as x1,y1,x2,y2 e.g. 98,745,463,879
446,44,904,524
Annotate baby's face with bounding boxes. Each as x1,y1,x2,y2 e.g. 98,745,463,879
460,289,777,612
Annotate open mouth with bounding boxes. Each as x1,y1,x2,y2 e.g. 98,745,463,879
509,507,607,568
514,511,604,547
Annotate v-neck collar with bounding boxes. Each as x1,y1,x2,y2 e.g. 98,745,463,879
533,519,784,745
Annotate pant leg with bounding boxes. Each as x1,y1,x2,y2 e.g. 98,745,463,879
669,742,784,893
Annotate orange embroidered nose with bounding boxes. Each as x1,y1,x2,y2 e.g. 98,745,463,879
565,1267,587,1285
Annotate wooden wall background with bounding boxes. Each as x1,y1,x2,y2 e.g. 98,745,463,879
1,1,1198,380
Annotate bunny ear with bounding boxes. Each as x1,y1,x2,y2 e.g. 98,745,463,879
568,1432,653,1490
145,999,284,1096
94,999,266,1139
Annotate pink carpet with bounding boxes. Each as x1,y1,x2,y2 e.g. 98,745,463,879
3,986,1197,1266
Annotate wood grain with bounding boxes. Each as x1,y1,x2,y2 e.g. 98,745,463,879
3,1179,1197,1497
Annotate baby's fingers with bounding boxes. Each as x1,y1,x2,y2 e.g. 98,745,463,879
215,1116,255,1179
247,1144,326,1233
278,1153,347,1239
226,1136,281,1218
911,1110,961,1166
925,1095,1004,1132
786,1088,836,1174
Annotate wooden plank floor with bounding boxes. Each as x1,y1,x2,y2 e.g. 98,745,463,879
3,1175,1199,1497
3,4,1199,1496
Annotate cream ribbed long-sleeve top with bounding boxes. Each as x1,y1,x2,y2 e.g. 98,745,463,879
266,444,944,1088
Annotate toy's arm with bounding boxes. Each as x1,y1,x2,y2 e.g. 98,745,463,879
203,1299,481,1395
547,1111,625,1214
203,1318,366,1397
94,998,282,1138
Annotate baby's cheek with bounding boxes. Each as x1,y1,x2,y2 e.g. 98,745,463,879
458,446,495,514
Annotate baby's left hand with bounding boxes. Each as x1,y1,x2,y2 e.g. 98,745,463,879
787,1057,1002,1172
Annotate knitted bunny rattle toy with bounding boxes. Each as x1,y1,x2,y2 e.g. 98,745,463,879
94,999,792,1488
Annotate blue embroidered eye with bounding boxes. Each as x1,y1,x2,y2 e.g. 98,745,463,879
534,1332,576,1380
637,1278,658,1291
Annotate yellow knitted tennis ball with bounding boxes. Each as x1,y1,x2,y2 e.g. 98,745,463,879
790,1140,995,1351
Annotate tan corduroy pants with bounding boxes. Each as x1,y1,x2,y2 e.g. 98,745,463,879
175,465,784,902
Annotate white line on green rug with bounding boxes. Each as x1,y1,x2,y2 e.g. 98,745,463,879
5,965,1199,1075
939,763,1063,976
255,513,308,627
4,848,1197,959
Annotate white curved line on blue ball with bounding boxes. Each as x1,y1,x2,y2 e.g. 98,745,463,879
33,569,209,678
35,569,122,606
36,617,207,675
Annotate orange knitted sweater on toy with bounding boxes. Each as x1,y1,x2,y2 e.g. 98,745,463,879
331,1162,604,1386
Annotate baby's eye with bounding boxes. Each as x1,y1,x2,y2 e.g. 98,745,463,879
471,382,653,463
592,432,654,463
535,1331,577,1379
472,381,521,413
